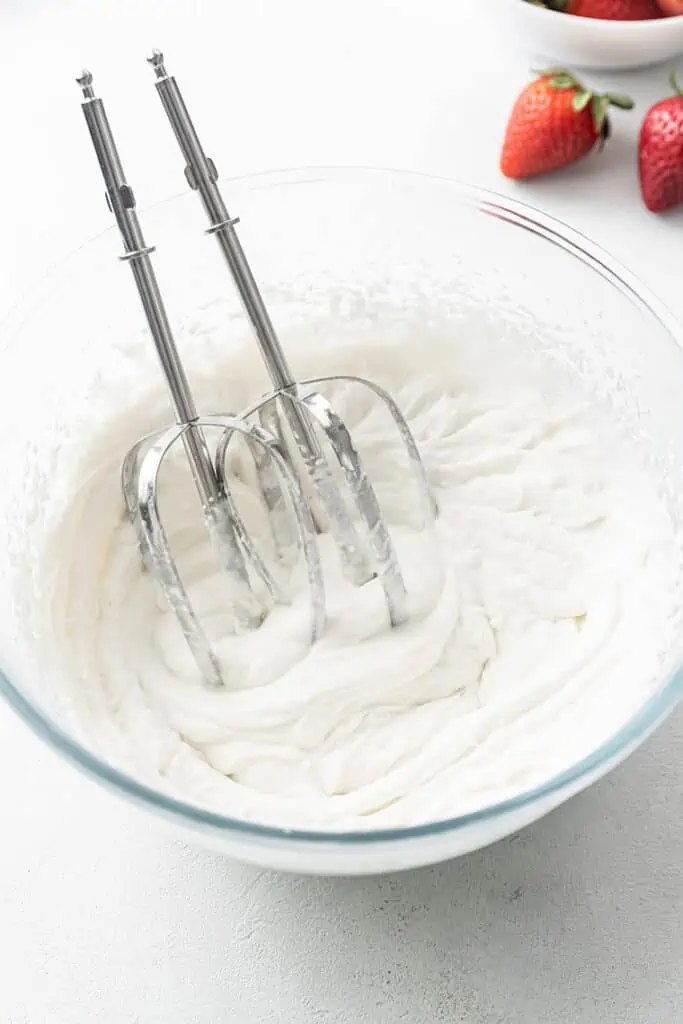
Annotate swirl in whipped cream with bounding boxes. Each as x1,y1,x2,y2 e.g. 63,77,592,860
35,312,680,830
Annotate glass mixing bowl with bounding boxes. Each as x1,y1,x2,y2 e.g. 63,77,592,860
1,168,683,876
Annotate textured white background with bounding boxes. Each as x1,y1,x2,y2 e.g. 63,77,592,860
1,1,683,1021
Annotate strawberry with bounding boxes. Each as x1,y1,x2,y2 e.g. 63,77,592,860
501,70,634,180
656,0,683,14
639,70,683,212
527,0,661,16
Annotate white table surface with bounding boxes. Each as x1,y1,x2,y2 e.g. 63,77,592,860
1,2,683,1021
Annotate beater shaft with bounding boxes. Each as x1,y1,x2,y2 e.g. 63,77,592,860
77,72,199,434
146,52,414,623
76,71,261,642
145,52,304,399
144,52,373,578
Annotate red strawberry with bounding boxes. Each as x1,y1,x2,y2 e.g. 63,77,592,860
528,0,661,17
656,0,683,14
639,70,683,212
501,70,634,180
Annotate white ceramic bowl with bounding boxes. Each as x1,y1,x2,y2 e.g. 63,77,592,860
2,168,683,876
489,0,683,69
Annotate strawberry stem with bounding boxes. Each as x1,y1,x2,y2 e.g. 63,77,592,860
670,68,683,97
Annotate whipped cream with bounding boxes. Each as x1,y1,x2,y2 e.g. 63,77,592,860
32,308,681,830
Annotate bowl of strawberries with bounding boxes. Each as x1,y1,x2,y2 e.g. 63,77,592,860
491,0,683,69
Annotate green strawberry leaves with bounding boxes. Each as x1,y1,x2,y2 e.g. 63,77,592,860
573,90,592,113
547,73,579,90
534,68,634,137
605,94,636,110
590,91,634,142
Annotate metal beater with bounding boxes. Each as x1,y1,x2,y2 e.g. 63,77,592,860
75,60,438,688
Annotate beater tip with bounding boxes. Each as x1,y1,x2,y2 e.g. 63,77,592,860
146,49,168,79
76,69,95,99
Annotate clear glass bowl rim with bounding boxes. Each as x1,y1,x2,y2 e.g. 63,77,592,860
2,165,682,846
